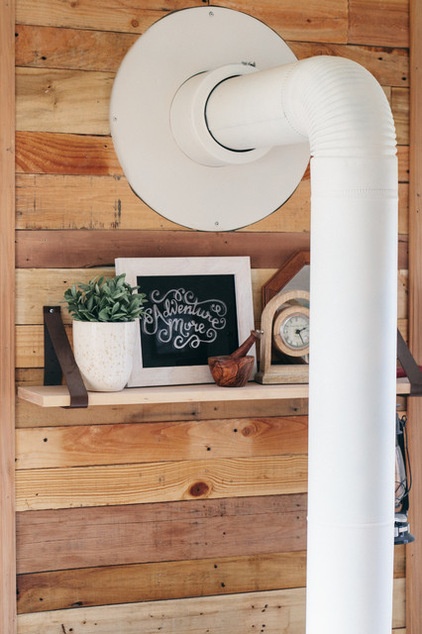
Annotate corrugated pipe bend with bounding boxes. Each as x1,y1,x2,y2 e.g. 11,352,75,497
206,55,397,159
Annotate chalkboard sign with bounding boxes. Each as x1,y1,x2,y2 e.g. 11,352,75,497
138,274,239,368
115,257,255,386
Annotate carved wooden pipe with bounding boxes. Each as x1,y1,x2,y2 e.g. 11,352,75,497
208,330,262,387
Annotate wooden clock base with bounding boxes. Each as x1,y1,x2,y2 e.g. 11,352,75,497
255,362,309,384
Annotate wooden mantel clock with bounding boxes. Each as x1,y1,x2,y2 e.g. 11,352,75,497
256,251,311,384
255,289,310,384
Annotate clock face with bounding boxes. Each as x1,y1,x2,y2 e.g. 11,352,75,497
273,306,310,357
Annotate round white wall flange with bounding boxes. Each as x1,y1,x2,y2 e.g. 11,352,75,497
110,6,310,231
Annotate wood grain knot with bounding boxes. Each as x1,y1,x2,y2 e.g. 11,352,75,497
189,481,210,497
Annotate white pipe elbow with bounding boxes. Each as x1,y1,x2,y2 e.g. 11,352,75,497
206,55,396,160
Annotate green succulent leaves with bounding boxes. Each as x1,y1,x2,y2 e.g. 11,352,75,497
64,274,147,322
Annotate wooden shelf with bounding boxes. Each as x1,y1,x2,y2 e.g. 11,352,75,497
18,378,412,408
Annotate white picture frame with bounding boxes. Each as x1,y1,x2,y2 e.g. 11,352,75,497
115,256,255,387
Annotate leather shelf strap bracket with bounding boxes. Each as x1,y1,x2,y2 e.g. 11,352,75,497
397,328,422,396
43,306,88,408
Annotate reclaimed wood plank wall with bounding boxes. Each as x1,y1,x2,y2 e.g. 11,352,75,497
13,0,410,632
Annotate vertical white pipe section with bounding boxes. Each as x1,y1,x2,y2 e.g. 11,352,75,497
207,56,398,634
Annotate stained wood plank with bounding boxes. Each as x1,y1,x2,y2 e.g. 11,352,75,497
14,266,288,335
16,495,307,573
16,324,50,368
17,588,308,634
14,173,408,233
20,51,407,140
392,87,410,145
348,0,409,48
14,228,410,270
398,270,409,319
290,41,409,88
16,0,346,42
16,417,308,469
16,1,205,33
15,545,408,614
16,266,274,328
15,229,307,269
14,266,279,327
17,52,408,143
15,582,406,634
15,455,308,510
15,24,137,72
15,24,409,88
15,173,178,230
398,182,409,234
0,0,17,632
16,67,113,135
397,145,409,183
16,262,408,326
15,131,122,175
15,395,311,426
17,551,307,613
211,0,348,44
15,173,311,232
15,131,409,178
16,65,408,142
16,267,112,325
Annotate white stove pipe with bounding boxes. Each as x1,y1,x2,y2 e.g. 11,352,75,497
205,56,398,633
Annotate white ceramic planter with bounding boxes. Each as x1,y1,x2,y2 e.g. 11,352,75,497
72,320,138,391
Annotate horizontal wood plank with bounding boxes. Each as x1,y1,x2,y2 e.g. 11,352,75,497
16,66,407,139
16,0,347,42
290,42,409,89
15,132,409,179
16,67,114,135
348,0,409,48
15,455,308,510
15,229,410,270
14,265,279,327
211,0,348,44
15,264,410,327
15,266,276,328
392,87,410,145
16,1,200,33
16,495,307,573
17,588,308,634
15,416,308,469
16,325,48,368
15,23,409,88
15,173,409,233
16,544,406,613
15,24,137,73
15,230,298,269
15,581,406,634
15,173,311,232
15,131,122,175
17,551,307,613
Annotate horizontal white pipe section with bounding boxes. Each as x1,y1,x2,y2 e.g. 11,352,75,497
206,65,307,149
206,57,396,157
208,56,398,634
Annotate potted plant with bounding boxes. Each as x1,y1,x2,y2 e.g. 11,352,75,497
64,273,147,391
